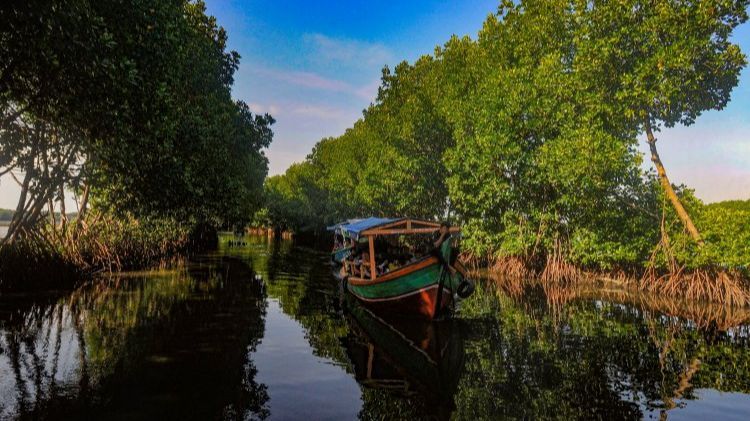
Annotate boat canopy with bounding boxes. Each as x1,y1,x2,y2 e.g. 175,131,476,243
326,218,363,232
331,217,461,240
339,217,401,240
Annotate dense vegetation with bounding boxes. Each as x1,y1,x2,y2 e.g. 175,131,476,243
0,0,272,287
261,0,749,287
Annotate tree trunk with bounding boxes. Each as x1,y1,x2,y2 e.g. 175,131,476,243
58,182,67,232
73,183,90,239
5,169,32,242
645,120,703,245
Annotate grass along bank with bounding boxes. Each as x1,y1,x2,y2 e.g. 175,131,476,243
0,213,217,292
475,196,750,308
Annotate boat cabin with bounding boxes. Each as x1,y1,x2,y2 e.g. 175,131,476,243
336,217,460,282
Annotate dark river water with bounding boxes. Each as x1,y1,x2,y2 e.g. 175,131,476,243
1,235,749,420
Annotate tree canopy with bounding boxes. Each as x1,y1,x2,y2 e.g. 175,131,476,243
1,0,273,241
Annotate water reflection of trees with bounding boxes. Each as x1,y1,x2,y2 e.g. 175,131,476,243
456,281,750,420
228,236,465,420
196,237,750,420
221,236,353,364
0,257,269,420
344,306,466,421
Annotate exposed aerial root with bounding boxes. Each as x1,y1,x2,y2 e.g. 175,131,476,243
640,268,750,308
486,256,534,298
492,256,534,280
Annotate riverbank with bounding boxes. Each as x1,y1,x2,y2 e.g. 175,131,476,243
254,223,749,309
476,255,750,310
486,267,748,319
0,216,218,292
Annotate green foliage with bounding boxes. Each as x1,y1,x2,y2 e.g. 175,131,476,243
443,3,658,268
667,196,750,272
80,0,274,224
0,209,13,221
264,0,748,277
574,0,749,130
1,0,273,232
264,164,324,232
1,1,273,283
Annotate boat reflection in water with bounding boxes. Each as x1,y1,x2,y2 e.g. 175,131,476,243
343,296,465,421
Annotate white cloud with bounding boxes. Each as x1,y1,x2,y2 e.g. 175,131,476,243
304,33,393,69
250,66,378,101
247,102,281,116
289,104,347,120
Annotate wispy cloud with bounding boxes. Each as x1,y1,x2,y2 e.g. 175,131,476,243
247,102,281,116
265,68,352,93
304,33,393,69
251,66,378,100
245,100,355,121
289,104,349,120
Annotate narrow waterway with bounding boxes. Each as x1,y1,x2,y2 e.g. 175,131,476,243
1,235,749,420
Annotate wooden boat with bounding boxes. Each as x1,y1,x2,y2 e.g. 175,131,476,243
342,298,464,420
327,219,359,265
334,217,473,320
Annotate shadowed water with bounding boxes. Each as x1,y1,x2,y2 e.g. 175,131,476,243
1,235,749,420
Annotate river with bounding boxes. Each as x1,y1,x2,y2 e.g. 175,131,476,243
1,235,749,420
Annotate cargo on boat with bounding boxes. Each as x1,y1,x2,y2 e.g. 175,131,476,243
332,217,474,320
327,219,360,265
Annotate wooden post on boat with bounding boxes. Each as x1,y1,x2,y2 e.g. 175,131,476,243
368,235,376,280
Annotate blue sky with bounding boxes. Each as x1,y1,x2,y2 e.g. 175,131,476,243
203,0,499,175
0,1,747,208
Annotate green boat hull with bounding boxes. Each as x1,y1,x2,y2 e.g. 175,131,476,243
347,258,463,319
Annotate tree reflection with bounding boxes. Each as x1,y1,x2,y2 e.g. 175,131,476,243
6,237,747,420
220,236,750,420
0,256,269,420
454,281,750,419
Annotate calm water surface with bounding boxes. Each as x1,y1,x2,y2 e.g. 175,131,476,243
1,235,749,420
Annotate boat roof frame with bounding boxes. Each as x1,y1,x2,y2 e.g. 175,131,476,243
359,218,460,237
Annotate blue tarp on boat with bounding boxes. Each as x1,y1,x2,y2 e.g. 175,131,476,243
326,218,362,232
339,217,401,239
